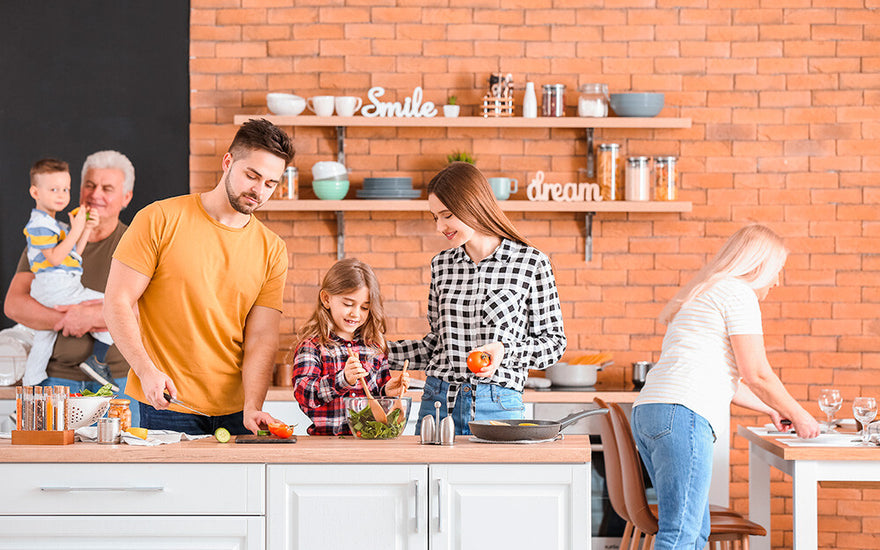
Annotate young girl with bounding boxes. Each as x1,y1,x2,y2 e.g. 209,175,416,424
632,224,819,549
292,258,408,435
389,162,567,435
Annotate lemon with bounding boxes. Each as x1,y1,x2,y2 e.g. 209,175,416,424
519,423,538,426
214,427,231,443
126,427,149,439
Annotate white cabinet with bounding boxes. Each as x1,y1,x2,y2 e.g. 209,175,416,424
267,463,590,550
0,516,263,550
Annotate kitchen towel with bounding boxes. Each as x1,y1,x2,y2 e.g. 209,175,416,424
74,426,209,446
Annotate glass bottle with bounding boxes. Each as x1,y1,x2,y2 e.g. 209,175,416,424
597,144,624,201
578,84,609,117
626,156,651,201
653,156,677,200
523,82,537,118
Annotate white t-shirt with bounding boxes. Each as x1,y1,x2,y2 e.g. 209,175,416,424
633,277,763,433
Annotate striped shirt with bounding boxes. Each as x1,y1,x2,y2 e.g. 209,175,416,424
388,238,566,415
633,277,763,433
24,209,83,275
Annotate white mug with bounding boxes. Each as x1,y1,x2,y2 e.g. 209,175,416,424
307,95,335,117
334,96,363,117
488,177,519,201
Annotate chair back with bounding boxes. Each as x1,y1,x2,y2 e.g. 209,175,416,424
592,398,630,523
608,402,659,535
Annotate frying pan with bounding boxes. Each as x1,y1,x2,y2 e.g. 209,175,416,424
469,409,609,442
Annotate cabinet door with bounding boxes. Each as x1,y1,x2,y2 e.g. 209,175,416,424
430,463,590,550
267,464,428,550
0,516,263,550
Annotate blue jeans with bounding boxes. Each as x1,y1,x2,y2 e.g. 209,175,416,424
631,403,714,550
41,376,140,428
415,376,525,436
139,402,249,436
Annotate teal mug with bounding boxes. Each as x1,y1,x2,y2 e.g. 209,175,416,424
488,177,519,200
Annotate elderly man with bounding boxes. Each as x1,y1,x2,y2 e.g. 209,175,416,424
4,150,140,425
104,119,292,436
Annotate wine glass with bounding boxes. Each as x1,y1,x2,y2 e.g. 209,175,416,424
852,397,878,445
817,388,843,433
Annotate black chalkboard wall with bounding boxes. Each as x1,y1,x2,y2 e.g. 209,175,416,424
0,2,189,328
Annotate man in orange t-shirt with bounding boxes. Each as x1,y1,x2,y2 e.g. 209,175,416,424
104,119,294,435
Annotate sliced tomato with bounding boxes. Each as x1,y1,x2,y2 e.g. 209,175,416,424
267,422,294,439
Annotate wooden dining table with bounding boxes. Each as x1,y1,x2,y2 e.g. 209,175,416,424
738,425,880,550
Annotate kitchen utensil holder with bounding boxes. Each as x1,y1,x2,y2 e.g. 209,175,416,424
11,429,75,445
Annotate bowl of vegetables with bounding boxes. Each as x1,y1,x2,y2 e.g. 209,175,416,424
344,396,411,439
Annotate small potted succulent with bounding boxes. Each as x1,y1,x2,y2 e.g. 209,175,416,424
446,150,476,165
442,96,460,118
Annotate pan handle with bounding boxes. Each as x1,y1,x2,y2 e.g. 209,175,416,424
557,408,609,430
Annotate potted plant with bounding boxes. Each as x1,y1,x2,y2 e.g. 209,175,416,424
446,150,476,165
442,96,460,118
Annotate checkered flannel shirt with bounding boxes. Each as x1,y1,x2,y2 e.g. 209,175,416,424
292,334,391,435
388,238,566,416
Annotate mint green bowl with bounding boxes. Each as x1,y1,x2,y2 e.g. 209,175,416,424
312,178,349,200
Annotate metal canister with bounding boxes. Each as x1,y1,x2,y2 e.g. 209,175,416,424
439,416,455,446
541,84,566,117
98,417,121,444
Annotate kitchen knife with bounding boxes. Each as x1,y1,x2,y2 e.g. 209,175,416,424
162,391,210,417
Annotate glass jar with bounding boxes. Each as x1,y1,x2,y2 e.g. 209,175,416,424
578,84,609,117
108,398,132,432
541,84,566,117
597,144,624,201
625,157,651,201
654,156,677,200
274,166,298,199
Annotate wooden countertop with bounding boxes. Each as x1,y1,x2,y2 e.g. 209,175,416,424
737,425,880,461
0,434,591,464
0,384,640,403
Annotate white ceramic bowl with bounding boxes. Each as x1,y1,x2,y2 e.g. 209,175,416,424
311,161,348,181
266,93,306,116
545,362,600,387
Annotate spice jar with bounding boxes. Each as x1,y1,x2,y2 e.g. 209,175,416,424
274,166,298,200
654,156,677,200
541,84,566,117
625,156,651,201
108,399,132,432
578,83,609,117
597,144,624,201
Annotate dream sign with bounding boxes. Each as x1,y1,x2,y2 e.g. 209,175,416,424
526,171,602,202
361,86,437,118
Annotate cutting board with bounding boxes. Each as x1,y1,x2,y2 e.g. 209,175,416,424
235,435,297,444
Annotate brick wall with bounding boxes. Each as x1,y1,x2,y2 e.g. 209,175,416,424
190,2,880,548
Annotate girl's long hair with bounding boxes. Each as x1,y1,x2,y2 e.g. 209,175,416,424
428,162,534,248
658,224,788,325
296,258,387,352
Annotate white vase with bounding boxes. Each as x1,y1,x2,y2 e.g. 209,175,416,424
443,105,460,118
523,82,537,118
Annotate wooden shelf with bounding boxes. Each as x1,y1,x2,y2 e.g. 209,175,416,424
260,199,692,213
234,114,692,129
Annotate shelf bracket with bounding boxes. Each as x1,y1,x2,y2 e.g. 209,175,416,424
584,128,595,179
336,210,345,260
336,126,346,166
584,212,595,263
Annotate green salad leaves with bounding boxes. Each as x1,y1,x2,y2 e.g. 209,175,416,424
347,405,404,439
81,383,115,397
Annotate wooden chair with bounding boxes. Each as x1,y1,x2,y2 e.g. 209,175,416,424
601,399,766,550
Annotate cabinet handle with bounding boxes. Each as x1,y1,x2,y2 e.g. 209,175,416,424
40,486,165,492
436,478,443,533
413,480,422,534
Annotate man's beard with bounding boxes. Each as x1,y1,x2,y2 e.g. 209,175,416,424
224,171,261,215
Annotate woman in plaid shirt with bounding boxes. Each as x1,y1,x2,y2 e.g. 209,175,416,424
389,163,567,435
292,258,409,435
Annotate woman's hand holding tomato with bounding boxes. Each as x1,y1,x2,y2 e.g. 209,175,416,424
467,342,504,378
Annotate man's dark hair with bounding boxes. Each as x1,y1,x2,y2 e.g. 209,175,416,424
228,118,294,165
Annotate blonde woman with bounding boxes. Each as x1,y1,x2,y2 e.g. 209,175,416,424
632,224,820,550
389,162,566,435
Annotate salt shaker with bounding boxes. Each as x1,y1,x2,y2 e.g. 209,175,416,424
420,405,437,445
439,416,455,446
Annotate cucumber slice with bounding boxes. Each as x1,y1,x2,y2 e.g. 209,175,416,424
214,427,231,443
257,430,270,436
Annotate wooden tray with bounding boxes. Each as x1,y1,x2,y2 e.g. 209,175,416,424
11,430,75,445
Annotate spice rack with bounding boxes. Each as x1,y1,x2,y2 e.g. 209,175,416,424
232,114,693,262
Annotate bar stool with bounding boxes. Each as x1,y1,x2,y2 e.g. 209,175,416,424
599,399,766,550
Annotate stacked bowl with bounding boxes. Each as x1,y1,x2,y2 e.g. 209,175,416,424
609,93,665,117
311,161,349,200
357,177,421,200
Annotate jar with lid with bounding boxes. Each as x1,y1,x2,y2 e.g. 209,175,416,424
578,84,609,117
654,156,677,200
625,156,651,201
541,84,566,117
597,144,624,201
274,166,298,200
108,398,132,432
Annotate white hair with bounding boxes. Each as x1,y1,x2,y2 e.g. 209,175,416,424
81,150,135,192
